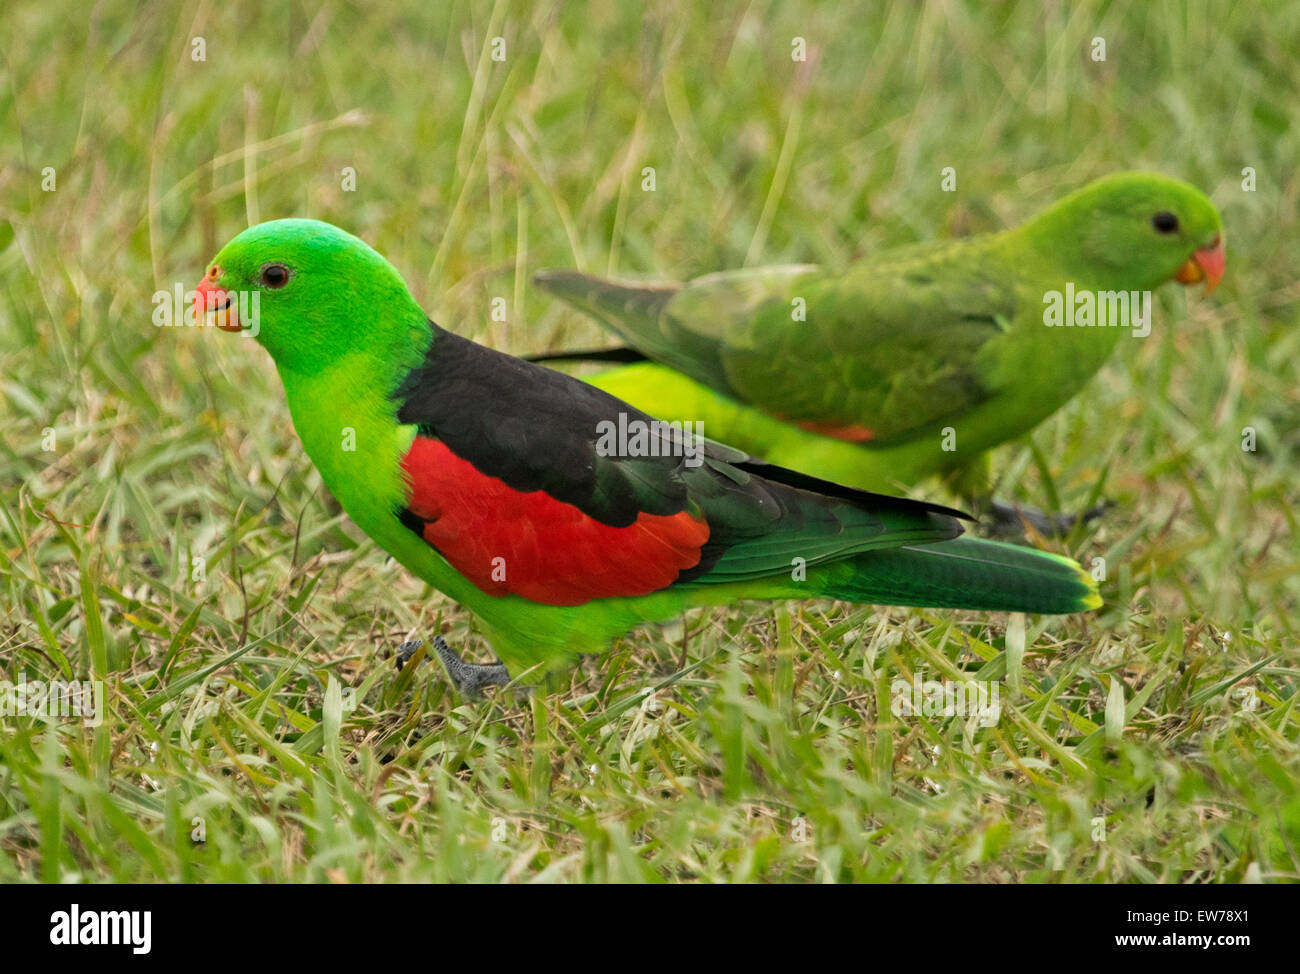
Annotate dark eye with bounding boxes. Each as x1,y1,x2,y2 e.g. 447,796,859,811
260,263,291,289
1152,211,1179,234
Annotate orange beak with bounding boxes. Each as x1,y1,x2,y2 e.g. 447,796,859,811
1173,235,1226,295
194,268,241,331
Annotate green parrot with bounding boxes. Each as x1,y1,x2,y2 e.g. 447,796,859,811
195,220,1098,693
533,172,1225,509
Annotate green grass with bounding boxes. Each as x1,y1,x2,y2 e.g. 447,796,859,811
1,0,1297,882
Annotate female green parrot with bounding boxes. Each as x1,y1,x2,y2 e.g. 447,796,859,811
195,220,1098,693
533,172,1225,511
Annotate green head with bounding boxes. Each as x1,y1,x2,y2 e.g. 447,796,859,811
195,219,429,375
1019,171,1225,293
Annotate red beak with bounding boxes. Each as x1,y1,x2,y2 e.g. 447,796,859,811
194,269,241,331
1174,235,1226,295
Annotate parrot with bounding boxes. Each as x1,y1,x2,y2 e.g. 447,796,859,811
194,219,1099,694
532,171,1225,519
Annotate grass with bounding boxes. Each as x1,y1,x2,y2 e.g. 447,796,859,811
0,0,1297,882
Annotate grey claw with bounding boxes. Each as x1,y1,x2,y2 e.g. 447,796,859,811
430,636,511,697
395,639,424,671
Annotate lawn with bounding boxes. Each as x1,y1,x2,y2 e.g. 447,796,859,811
0,0,1297,882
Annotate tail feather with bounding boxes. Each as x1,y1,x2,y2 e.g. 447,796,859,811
535,269,739,394
533,270,677,341
816,536,1100,615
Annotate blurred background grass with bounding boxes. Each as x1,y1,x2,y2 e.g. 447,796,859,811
0,0,1297,881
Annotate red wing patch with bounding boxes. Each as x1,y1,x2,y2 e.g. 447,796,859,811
400,437,709,606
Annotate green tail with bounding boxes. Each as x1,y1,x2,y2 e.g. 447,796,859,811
533,270,676,337
533,270,728,383
815,536,1101,615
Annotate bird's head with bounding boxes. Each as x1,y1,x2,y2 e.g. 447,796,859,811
195,219,427,374
1025,171,1225,294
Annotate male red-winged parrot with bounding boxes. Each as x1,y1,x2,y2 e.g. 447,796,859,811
195,220,1098,693
533,172,1225,509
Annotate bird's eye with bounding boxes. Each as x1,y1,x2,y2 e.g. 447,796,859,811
1152,211,1179,234
260,263,291,289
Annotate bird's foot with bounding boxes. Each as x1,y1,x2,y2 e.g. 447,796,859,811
984,498,1114,539
395,639,424,671
430,636,511,697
